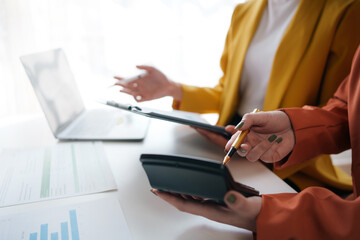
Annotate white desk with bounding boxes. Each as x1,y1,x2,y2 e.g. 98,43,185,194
0,114,295,240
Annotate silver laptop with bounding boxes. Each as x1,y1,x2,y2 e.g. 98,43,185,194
20,48,149,140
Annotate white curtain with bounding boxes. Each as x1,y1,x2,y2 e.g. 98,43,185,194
0,0,243,118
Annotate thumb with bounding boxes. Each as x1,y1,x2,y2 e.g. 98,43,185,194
225,191,263,219
224,191,248,210
223,191,262,232
136,65,153,72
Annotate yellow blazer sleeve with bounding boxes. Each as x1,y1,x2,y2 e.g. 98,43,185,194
171,83,223,114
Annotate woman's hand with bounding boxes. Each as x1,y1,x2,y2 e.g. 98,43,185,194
225,111,295,163
114,65,182,102
193,125,237,148
153,189,262,232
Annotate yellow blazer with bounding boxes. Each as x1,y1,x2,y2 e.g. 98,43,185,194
174,0,360,190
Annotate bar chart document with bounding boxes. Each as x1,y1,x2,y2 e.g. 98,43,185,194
0,197,132,240
0,142,116,207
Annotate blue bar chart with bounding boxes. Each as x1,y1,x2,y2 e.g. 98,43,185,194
30,233,37,240
28,210,80,240
0,198,131,240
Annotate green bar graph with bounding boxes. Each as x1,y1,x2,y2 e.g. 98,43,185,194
40,149,51,198
71,145,80,193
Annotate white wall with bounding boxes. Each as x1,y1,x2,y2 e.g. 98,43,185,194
0,0,245,117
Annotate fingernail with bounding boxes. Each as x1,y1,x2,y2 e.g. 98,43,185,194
150,189,158,196
240,147,246,153
268,134,277,142
235,121,244,130
226,194,237,204
276,137,283,144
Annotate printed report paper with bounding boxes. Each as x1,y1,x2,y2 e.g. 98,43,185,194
0,142,116,207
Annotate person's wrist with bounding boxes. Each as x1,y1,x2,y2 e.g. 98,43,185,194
246,196,262,232
168,80,182,101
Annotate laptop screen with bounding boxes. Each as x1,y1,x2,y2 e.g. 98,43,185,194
20,49,85,134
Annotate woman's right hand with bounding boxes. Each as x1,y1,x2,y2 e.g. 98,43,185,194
225,111,295,163
114,65,182,102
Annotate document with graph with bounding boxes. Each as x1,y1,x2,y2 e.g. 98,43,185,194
0,197,132,240
0,142,116,207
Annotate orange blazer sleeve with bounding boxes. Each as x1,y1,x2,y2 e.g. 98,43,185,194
256,77,360,239
257,188,360,239
275,78,351,170
256,45,360,239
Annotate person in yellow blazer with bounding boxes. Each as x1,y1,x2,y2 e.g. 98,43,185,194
115,0,360,192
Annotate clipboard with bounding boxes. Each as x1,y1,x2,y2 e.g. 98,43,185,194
101,100,232,139
140,154,260,205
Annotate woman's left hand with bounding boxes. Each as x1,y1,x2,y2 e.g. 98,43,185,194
153,189,262,232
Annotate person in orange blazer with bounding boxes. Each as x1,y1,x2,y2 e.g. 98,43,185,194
154,44,360,239
115,0,360,191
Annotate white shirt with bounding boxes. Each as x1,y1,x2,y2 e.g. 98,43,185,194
237,0,300,116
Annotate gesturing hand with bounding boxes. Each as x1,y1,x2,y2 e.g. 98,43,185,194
114,65,182,102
